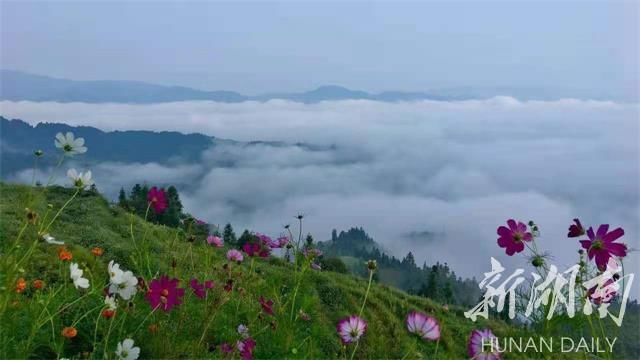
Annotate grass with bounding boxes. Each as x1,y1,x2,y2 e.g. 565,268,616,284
0,182,572,359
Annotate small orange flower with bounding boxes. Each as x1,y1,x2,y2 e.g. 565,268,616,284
32,279,45,290
58,247,73,261
148,323,159,333
15,278,27,293
91,247,104,257
101,309,116,319
61,326,77,338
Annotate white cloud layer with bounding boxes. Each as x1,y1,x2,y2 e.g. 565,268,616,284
2,98,639,279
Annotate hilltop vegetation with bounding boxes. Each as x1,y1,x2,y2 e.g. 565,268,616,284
0,182,533,359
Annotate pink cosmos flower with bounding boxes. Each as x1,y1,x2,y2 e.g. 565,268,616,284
256,233,277,248
468,329,501,360
147,187,168,214
146,276,185,312
236,338,256,360
303,248,323,259
190,278,215,299
259,296,274,316
336,315,367,344
227,249,244,262
497,219,532,256
587,278,619,305
276,236,289,248
406,311,440,341
567,218,585,238
207,235,224,248
310,263,321,271
579,224,627,271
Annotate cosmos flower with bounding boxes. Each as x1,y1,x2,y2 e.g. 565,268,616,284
102,296,117,318
91,247,104,256
579,224,627,271
497,219,533,256
468,329,501,360
61,326,78,339
108,261,138,300
55,132,87,156
336,315,367,344
219,343,234,354
190,278,215,299
15,278,27,293
243,242,270,258
310,263,322,271
567,218,586,238
303,248,323,259
587,278,620,305
32,279,45,290
147,187,168,214
207,235,224,247
276,236,289,248
108,260,124,284
146,276,185,312
58,247,73,261
43,233,64,245
67,168,94,189
237,324,250,339
236,338,256,360
70,263,90,289
115,338,140,360
259,296,274,315
227,249,244,262
406,311,440,341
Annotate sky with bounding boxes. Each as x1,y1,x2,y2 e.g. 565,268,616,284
1,0,638,99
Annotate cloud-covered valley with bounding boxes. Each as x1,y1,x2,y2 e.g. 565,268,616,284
2,98,638,278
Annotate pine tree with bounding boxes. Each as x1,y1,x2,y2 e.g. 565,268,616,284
223,223,237,246
118,187,128,209
305,233,314,249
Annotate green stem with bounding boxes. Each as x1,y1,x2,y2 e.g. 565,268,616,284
349,340,360,360
43,188,80,233
359,270,374,317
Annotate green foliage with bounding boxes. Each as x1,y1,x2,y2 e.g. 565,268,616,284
319,257,349,274
0,183,585,359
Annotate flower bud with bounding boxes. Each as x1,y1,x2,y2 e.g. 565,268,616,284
367,259,377,271
34,150,44,157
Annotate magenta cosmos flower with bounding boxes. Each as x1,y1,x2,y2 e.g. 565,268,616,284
190,278,215,299
406,311,440,341
567,218,585,238
336,315,367,344
207,235,224,248
276,236,289,248
146,276,185,312
497,219,532,256
579,224,626,271
587,278,619,305
259,296,274,315
147,187,168,214
468,329,501,360
243,242,270,258
227,249,244,262
236,338,256,360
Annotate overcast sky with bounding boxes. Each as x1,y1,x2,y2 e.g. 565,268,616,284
1,1,637,98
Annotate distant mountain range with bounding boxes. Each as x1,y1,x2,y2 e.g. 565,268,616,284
0,70,623,104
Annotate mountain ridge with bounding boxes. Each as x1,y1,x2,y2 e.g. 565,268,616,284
2,69,621,104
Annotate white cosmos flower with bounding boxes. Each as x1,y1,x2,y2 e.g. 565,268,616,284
69,262,90,289
115,338,140,360
55,132,87,156
67,168,94,189
108,260,124,284
105,295,118,310
42,233,64,245
109,270,138,300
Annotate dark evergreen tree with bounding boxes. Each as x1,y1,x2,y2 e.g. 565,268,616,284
118,187,128,209
223,223,237,246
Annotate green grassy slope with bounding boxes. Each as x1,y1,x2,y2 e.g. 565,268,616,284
0,182,540,359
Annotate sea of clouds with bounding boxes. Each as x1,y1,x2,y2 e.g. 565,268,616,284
2,98,638,280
